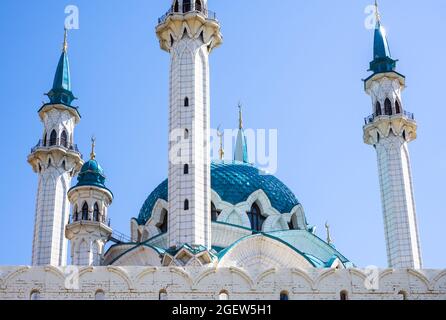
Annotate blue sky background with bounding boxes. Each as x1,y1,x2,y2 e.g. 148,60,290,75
0,0,445,268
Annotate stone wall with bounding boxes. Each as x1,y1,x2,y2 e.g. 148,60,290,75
1,266,445,300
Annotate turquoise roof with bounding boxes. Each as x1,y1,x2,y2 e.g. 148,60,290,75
368,19,398,74
265,230,353,267
137,161,300,225
71,159,112,195
46,50,76,106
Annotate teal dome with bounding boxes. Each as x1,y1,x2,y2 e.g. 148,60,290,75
137,162,300,225
72,159,111,193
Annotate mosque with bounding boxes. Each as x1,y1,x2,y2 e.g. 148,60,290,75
0,1,445,300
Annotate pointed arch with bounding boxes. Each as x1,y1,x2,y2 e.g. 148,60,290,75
61,130,68,148
384,98,392,115
375,101,382,116
43,132,47,146
195,0,203,12
82,202,89,220
73,204,79,222
280,291,289,301
395,100,401,114
159,209,168,233
184,199,190,211
183,0,191,12
184,128,189,139
93,203,100,222
49,130,57,146
173,0,179,12
184,96,189,107
247,202,265,232
211,202,220,221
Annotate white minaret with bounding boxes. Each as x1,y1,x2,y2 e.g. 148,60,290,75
156,0,222,249
363,4,422,269
28,30,83,266
66,139,113,266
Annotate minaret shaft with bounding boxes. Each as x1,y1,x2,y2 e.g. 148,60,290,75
168,36,211,248
364,73,422,269
375,133,421,268
156,2,222,249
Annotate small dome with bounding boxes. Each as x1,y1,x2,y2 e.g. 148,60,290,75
137,161,300,225
73,159,109,191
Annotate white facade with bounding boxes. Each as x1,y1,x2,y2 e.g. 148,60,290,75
28,105,82,266
156,0,222,249
66,185,113,266
364,73,422,269
1,266,446,300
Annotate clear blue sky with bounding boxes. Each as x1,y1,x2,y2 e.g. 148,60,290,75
0,0,445,268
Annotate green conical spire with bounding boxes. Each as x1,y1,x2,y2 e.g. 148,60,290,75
369,1,397,74
46,28,76,106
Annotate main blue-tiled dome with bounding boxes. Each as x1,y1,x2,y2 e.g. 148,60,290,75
137,162,300,225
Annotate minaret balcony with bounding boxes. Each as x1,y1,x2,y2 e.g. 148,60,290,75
158,7,217,25
364,110,415,125
31,139,82,157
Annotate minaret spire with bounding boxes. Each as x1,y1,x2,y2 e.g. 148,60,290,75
90,136,96,160
63,28,68,53
217,126,224,161
234,103,249,163
325,222,333,246
238,103,243,130
46,27,76,106
368,1,397,74
375,0,381,24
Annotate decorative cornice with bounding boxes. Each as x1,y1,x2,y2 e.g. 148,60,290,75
156,12,222,52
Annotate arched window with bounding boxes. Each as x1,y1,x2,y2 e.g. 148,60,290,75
159,209,168,233
395,100,401,114
247,203,265,232
184,97,189,107
211,202,220,221
183,0,191,13
93,203,100,222
95,290,105,300
82,202,89,220
398,290,408,301
30,290,41,300
195,0,202,12
43,133,47,147
375,101,382,116
184,129,189,139
280,291,289,301
340,290,349,301
184,164,189,174
61,130,68,148
74,205,79,222
184,199,190,211
384,98,392,116
159,289,168,301
49,130,57,146
219,291,229,300
173,0,179,12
